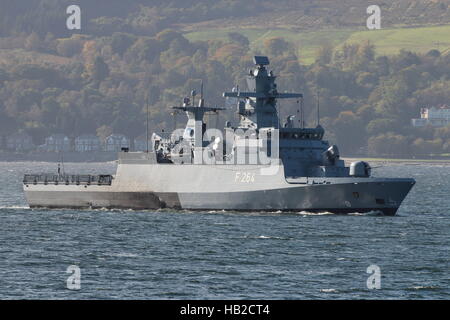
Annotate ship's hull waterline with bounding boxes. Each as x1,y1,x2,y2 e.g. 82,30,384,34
24,163,415,215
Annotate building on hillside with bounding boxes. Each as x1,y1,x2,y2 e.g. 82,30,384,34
412,105,450,127
40,134,71,152
6,132,34,152
75,134,101,152
104,134,130,152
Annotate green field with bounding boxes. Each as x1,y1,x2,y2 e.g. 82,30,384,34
344,24,450,57
184,24,450,64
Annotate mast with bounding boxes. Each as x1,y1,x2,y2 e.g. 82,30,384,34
146,91,149,153
172,85,224,163
223,56,303,129
316,88,320,127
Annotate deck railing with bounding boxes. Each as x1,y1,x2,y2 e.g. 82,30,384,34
23,174,113,186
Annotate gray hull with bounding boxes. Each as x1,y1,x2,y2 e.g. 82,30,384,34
24,162,415,215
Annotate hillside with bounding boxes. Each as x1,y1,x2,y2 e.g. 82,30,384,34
182,0,450,64
179,0,450,31
185,24,450,64
0,0,450,157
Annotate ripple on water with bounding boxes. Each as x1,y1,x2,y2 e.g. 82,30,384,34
0,161,449,299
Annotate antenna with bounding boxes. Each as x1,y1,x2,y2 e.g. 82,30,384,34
215,108,219,129
60,152,65,176
201,81,204,100
316,88,320,126
172,110,178,131
200,80,204,107
146,90,149,153
300,97,305,128
253,56,270,67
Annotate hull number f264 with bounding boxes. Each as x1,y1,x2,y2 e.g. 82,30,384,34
235,172,255,183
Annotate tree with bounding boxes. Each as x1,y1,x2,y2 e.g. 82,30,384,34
426,49,440,58
111,32,136,56
331,111,365,153
374,77,409,116
43,32,57,53
17,89,42,111
339,43,359,69
156,29,187,49
366,118,397,135
392,50,421,71
434,125,450,140
89,56,110,82
368,133,409,156
96,125,112,142
0,107,17,136
412,138,444,155
56,36,84,57
263,37,290,57
227,32,249,47
25,32,41,51
41,97,61,128
315,44,333,65
125,38,161,64
355,41,375,68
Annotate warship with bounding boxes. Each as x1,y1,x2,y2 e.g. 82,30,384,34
23,56,415,215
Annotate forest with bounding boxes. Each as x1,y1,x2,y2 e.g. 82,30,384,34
0,0,450,156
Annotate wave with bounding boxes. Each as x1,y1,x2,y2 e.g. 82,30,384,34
0,206,389,217
109,252,139,258
409,286,440,291
0,205,30,209
242,235,293,240
320,289,338,293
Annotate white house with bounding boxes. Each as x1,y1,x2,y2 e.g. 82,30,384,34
41,134,71,152
412,105,450,127
75,134,101,152
6,132,34,151
104,134,130,152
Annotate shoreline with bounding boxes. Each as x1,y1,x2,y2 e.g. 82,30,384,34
1,150,450,164
0,151,117,163
343,157,450,165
